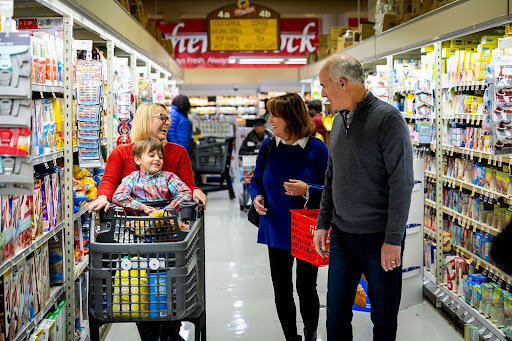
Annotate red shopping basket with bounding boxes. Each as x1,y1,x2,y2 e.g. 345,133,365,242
290,209,330,267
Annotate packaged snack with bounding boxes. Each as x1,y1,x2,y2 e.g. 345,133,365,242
482,283,493,314
472,284,482,309
464,324,479,341
48,238,64,285
32,179,43,240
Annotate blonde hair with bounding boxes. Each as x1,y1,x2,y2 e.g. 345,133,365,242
130,102,167,142
132,137,164,159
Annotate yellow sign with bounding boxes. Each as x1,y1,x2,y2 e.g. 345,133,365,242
207,3,280,52
209,19,278,51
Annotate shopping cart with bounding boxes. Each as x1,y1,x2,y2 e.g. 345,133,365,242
290,209,330,267
238,154,258,211
193,136,235,199
88,201,206,341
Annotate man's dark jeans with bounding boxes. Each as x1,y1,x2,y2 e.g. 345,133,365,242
326,227,405,341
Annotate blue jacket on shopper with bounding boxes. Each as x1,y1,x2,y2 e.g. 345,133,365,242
167,105,192,155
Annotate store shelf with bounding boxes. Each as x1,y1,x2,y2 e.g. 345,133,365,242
442,114,487,123
424,270,508,341
74,254,89,281
443,175,510,204
402,112,428,120
424,228,436,239
32,84,64,93
14,285,64,341
442,145,510,164
35,0,182,79
299,0,509,81
442,206,501,236
0,222,64,276
33,150,64,165
453,244,512,284
425,170,436,179
425,198,436,209
443,80,487,90
74,204,89,222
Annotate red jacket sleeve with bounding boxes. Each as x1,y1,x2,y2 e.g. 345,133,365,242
97,146,125,200
173,145,198,192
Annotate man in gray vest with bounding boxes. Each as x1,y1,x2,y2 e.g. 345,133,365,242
314,54,414,340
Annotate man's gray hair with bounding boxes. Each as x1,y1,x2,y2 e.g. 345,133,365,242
327,54,365,84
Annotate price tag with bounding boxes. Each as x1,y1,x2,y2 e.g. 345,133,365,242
452,181,456,189
471,118,475,125
471,85,475,91
488,269,494,279
478,156,482,163
472,189,476,196
442,296,449,303
470,151,474,159
467,316,475,323
506,281,511,291
473,224,477,232
462,219,467,228
461,311,468,318
450,150,454,156
499,157,503,167
498,278,504,286
487,157,492,165
477,261,481,270
484,195,489,202
460,184,463,191
479,193,484,201
493,157,497,166
434,288,440,296
452,216,456,222
493,274,499,282
479,327,486,335
458,217,462,225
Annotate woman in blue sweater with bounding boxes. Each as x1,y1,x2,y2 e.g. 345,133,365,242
166,94,193,155
250,93,328,341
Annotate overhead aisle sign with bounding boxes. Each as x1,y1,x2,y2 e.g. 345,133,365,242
207,2,280,52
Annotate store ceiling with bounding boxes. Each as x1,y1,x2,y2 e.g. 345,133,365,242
143,0,366,22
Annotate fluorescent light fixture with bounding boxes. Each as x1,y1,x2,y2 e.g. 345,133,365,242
238,58,284,64
287,58,307,63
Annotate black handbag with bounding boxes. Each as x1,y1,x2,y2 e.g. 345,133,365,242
248,138,274,227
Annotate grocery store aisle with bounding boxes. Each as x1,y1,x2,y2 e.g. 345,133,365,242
104,190,463,341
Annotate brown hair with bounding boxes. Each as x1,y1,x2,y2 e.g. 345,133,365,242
267,93,315,140
132,137,165,159
130,102,168,142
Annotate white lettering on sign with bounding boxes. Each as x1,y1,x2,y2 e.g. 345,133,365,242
233,6,256,16
166,21,317,54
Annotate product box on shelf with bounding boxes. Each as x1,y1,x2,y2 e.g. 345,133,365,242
35,243,50,310
12,259,25,337
48,238,64,285
26,254,38,322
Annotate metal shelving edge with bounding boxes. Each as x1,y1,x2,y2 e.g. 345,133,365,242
0,222,64,276
424,270,508,341
13,286,65,341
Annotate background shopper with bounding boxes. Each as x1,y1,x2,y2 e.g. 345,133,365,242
314,54,414,341
167,94,193,155
250,93,328,341
307,100,326,142
239,118,273,155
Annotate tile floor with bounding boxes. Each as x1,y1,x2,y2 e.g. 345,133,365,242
104,190,463,341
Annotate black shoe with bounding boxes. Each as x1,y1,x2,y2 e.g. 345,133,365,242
286,336,302,341
303,328,317,341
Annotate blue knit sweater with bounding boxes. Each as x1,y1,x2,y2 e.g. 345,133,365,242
249,137,328,250
166,105,192,155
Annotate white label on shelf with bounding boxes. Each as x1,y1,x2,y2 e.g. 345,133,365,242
438,291,445,298
467,317,475,323
484,333,493,339
434,288,440,295
442,296,449,303
479,327,486,335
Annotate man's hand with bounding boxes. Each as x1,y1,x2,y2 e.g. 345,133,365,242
313,229,330,257
381,242,401,272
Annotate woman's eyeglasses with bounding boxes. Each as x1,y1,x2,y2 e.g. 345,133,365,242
153,113,172,123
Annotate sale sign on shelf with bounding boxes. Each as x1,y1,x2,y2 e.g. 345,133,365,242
157,18,319,68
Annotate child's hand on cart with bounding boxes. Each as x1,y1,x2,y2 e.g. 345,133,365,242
140,204,157,215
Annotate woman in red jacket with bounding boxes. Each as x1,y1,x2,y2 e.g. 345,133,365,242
88,102,207,212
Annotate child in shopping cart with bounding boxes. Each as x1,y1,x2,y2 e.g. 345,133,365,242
112,137,193,214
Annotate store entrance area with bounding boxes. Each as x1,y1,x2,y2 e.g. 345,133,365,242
104,190,463,341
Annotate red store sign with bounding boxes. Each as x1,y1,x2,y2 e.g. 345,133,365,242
157,18,319,68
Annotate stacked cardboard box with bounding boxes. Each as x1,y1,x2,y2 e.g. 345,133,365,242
359,22,375,41
330,26,357,54
118,0,130,12
129,0,149,27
